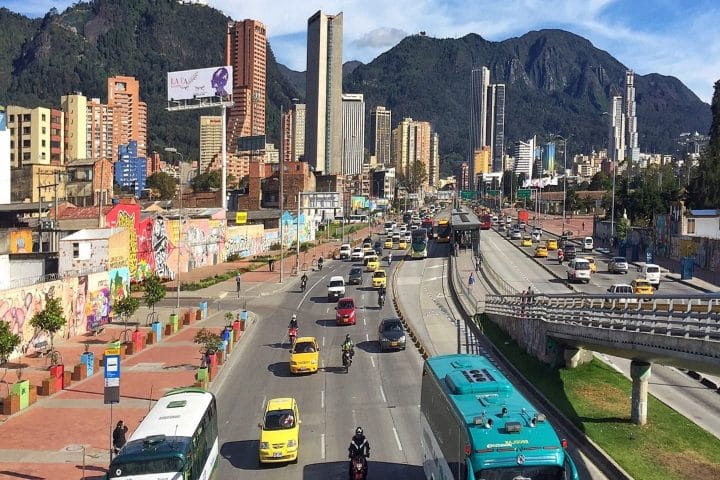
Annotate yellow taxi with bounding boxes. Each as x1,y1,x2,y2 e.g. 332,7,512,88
546,239,558,251
365,255,380,272
289,337,319,374
398,239,408,249
631,278,654,295
535,245,548,258
258,397,301,464
521,236,533,247
586,257,597,273
372,270,387,288
384,238,393,249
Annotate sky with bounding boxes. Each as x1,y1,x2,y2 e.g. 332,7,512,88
5,0,719,102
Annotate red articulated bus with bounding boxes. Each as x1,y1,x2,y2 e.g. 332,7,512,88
479,214,492,230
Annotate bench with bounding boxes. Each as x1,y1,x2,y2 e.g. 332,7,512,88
33,340,50,357
89,321,106,336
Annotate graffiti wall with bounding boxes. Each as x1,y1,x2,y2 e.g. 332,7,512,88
85,272,110,330
225,224,265,258
9,230,32,254
136,217,155,281
167,215,227,274
106,204,141,281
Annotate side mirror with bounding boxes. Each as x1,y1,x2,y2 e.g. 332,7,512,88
298,420,302,424
258,422,263,428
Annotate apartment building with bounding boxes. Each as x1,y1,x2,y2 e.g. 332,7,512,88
7,105,64,167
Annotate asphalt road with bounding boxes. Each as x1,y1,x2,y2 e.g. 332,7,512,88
482,227,720,440
214,246,425,479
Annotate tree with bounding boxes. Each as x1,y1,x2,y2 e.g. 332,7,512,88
0,321,21,366
191,170,222,193
113,295,140,329
143,275,166,314
687,80,720,209
226,174,238,189
193,328,223,355
616,217,630,241
408,160,428,193
146,172,177,200
29,297,66,350
589,171,612,191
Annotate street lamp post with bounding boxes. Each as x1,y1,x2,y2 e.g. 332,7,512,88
164,147,183,311
553,134,572,235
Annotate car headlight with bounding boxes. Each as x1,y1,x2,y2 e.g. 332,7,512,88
290,361,297,365
287,440,297,448
260,442,269,449
399,335,406,343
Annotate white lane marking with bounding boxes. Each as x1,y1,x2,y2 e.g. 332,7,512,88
321,359,325,369
322,336,326,347
296,274,328,309
425,276,443,281
379,385,386,403
321,390,325,409
370,356,375,368
363,318,366,326
326,307,330,314
321,433,326,459
352,409,358,427
365,333,369,342
392,427,403,451
260,395,266,411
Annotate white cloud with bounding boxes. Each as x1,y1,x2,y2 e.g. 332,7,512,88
352,27,408,49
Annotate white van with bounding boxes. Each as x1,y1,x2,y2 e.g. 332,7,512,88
607,283,637,304
567,258,592,284
582,237,594,252
642,264,661,289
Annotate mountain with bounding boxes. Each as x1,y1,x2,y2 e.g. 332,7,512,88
277,60,364,100
0,1,300,161
340,30,711,173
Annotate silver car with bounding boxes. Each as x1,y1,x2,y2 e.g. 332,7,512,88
608,256,629,274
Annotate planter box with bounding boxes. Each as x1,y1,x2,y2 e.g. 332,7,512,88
146,331,157,345
194,309,202,321
125,341,136,355
39,378,57,396
93,356,101,373
29,386,37,405
217,350,225,365
63,371,72,389
72,364,86,381
183,314,192,326
2,395,20,415
164,324,173,336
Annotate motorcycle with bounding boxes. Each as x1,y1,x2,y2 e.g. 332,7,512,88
317,259,324,271
558,253,564,265
288,327,298,346
378,293,385,308
342,348,353,373
300,279,307,293
349,455,368,479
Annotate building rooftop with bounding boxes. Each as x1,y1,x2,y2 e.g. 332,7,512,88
60,227,125,241
688,209,720,217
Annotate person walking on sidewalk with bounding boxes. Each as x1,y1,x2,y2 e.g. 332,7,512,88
468,272,475,289
268,258,275,272
235,273,241,297
113,420,128,454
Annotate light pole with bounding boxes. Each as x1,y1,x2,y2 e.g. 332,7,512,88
164,147,183,311
553,134,572,235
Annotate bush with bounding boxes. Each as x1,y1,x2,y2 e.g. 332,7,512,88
227,253,241,262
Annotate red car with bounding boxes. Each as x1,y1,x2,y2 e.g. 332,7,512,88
335,297,357,325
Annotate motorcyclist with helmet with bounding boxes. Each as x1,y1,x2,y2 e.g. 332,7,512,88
377,288,385,308
300,272,308,292
342,334,354,357
317,256,324,271
348,427,370,478
288,314,299,345
557,247,564,265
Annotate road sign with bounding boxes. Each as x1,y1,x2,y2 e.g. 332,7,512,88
461,190,475,200
486,190,500,197
517,189,531,199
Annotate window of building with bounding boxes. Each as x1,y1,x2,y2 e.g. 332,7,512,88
42,140,46,147
9,115,14,122
23,140,30,147
73,242,80,258
687,218,695,234
42,127,46,134
42,114,46,122
23,127,30,135
23,114,30,121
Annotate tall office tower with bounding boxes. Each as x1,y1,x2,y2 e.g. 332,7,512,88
624,70,639,169
513,136,535,179
370,105,391,166
306,10,343,174
542,142,556,173
226,19,267,151
281,109,293,163
61,93,87,162
415,121,432,187
341,93,365,175
291,103,306,161
469,67,505,182
458,162,470,191
199,116,223,172
86,98,114,161
429,132,440,187
609,95,626,165
107,76,147,160
7,106,64,167
391,117,415,177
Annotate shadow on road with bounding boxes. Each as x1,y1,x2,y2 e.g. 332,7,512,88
316,319,345,327
302,460,424,479
220,440,261,470
267,361,294,378
356,340,379,354
310,296,331,304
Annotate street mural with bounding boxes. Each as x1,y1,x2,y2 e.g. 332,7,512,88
85,272,110,330
113,210,139,280
225,224,265,258
9,230,32,254
152,216,174,280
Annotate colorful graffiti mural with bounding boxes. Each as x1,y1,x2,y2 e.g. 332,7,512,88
225,224,265,258
9,230,32,254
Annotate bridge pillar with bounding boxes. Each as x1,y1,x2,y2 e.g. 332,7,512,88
562,347,592,368
630,361,652,426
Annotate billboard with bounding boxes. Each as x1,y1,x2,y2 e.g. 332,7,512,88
351,196,369,211
303,192,340,209
167,66,233,102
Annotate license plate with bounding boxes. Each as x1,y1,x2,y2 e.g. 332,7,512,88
273,452,283,458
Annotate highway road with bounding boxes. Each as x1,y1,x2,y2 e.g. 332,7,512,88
214,247,425,478
481,227,720,439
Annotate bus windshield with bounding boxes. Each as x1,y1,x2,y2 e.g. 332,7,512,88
108,456,184,477
477,465,565,480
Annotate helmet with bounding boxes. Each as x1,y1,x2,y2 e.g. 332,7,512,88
292,314,297,319
345,334,351,340
355,427,363,435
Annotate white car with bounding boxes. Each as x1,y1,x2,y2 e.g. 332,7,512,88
607,284,637,304
582,237,594,252
339,244,352,259
327,276,346,301
351,247,364,261
642,264,661,289
567,258,591,284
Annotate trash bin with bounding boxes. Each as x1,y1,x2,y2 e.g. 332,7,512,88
80,351,94,377
151,321,163,342
12,380,29,410
169,314,179,334
199,301,208,319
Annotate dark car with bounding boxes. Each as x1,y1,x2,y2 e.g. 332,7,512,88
377,318,406,351
564,244,577,260
374,240,383,252
348,267,363,285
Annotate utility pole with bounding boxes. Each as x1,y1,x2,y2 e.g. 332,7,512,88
279,104,284,283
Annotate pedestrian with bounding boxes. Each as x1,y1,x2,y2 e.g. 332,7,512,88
582,222,585,231
468,272,475,289
235,273,241,297
268,258,275,272
113,420,128,454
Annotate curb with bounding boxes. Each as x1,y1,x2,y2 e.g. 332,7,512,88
391,255,430,360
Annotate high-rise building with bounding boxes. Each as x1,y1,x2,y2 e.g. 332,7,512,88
0,108,10,204
625,70,639,168
470,67,505,181
541,142,556,173
609,95,625,165
61,93,87,162
7,105,64,167
107,76,147,160
429,132,440,187
281,109,293,164
291,103,306,162
226,19,267,151
306,10,343,174
370,106,391,166
115,140,147,197
86,97,115,162
391,117,433,188
199,116,223,172
342,93,365,175
513,136,536,179
458,162,470,191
